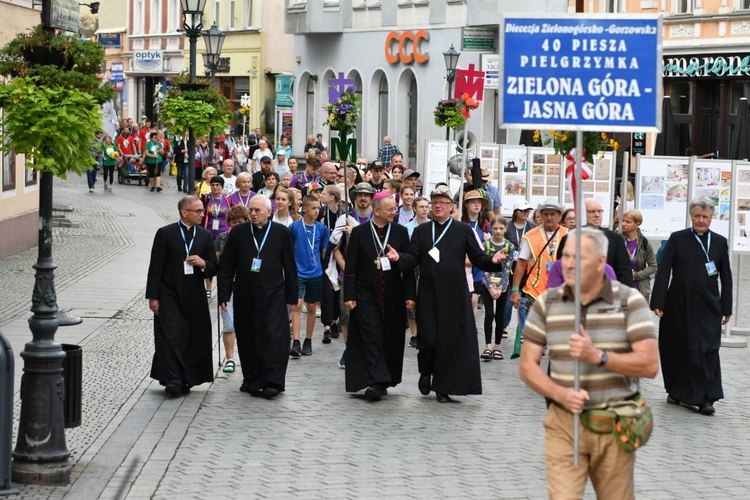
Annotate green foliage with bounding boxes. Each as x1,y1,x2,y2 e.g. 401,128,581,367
0,77,102,178
0,25,114,104
434,99,465,131
161,86,231,138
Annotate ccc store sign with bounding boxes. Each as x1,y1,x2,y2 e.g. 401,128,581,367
385,30,429,65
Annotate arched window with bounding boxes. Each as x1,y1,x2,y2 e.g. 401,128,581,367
407,77,417,168
306,78,315,138
378,77,388,145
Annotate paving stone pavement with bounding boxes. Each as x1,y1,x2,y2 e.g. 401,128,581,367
0,173,749,499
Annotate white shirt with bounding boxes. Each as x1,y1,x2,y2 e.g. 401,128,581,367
221,175,236,195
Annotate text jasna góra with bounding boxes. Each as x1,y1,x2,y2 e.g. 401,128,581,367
506,37,644,122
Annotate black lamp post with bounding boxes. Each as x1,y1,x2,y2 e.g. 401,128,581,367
202,22,225,171
180,0,207,194
443,44,461,140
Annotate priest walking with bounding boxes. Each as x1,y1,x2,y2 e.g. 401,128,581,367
218,195,299,399
146,196,218,397
344,192,415,401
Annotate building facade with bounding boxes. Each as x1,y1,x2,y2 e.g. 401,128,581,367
0,0,40,258
285,0,568,171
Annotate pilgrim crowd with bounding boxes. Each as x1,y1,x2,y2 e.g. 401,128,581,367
144,131,732,499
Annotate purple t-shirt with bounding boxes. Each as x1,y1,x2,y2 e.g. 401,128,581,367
546,259,617,289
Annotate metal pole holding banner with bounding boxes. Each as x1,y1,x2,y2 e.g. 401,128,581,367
618,152,629,232
573,130,583,467
457,120,469,220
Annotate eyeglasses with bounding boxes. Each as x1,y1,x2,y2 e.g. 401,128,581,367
432,201,452,206
247,208,265,212
586,209,604,214
564,217,576,222
185,208,205,214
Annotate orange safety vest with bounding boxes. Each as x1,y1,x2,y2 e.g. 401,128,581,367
521,225,568,299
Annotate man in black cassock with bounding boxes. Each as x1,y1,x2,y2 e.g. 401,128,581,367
218,194,298,399
146,195,218,397
344,193,415,401
651,196,732,415
388,185,508,402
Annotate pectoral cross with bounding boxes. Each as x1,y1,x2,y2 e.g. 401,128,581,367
375,258,381,269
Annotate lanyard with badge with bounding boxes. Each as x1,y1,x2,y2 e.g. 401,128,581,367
514,222,527,261
370,221,392,271
306,223,318,264
208,196,225,230
545,230,559,272
250,223,271,272
238,193,251,207
429,218,453,263
692,229,717,276
179,223,195,275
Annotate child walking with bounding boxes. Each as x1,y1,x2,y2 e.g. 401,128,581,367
479,216,514,361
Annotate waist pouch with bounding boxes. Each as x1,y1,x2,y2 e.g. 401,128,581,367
580,394,653,452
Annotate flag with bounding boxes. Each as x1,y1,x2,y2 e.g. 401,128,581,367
565,148,592,210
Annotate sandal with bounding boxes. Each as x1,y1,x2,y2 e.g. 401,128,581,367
223,359,235,373
480,349,493,360
492,350,504,360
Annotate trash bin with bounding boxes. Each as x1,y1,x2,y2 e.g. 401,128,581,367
0,331,15,493
61,344,82,429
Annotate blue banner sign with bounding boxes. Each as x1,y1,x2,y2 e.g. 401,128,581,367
499,15,662,132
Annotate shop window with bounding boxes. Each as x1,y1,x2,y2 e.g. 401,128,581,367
378,77,389,146
666,80,692,114
729,81,750,114
306,78,316,138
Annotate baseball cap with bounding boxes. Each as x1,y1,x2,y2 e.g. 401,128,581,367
513,200,533,211
260,156,272,163
352,182,376,195
369,160,384,170
403,168,420,179
308,181,324,192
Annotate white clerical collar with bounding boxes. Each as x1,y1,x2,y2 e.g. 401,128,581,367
180,220,194,229
435,217,450,225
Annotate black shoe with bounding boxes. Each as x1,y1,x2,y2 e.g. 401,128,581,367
263,386,279,399
330,323,340,338
409,336,418,348
380,388,388,396
418,374,431,395
150,187,155,192
698,403,715,415
181,384,191,395
165,384,181,397
365,386,382,402
301,339,313,356
156,187,162,192
667,395,680,405
339,350,346,369
322,330,332,344
436,392,452,403
290,340,301,358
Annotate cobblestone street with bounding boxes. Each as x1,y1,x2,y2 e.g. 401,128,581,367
1,174,749,499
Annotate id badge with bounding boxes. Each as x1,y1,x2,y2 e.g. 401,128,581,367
428,247,440,263
251,258,262,273
513,250,519,262
183,261,194,275
380,257,391,272
212,219,220,231
706,260,718,276
546,261,554,272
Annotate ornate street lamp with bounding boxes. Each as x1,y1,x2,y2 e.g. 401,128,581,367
180,0,207,194
443,44,461,140
202,22,225,171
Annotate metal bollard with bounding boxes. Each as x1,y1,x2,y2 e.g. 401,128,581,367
0,331,18,495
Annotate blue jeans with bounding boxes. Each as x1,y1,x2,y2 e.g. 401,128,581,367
86,167,98,189
177,163,189,191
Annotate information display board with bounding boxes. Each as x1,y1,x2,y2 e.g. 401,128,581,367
423,140,461,197
690,159,732,239
562,151,617,227
527,147,563,209
730,161,750,254
636,155,690,238
499,145,529,216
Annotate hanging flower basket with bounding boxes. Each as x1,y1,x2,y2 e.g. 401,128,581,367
544,130,619,163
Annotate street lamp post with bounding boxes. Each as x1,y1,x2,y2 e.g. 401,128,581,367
201,22,225,172
180,0,207,195
443,44,461,141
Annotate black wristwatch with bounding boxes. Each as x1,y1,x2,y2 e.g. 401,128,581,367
598,351,608,367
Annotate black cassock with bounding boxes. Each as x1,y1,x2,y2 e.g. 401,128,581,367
218,221,298,392
400,219,503,395
146,222,218,387
651,228,732,405
344,221,415,392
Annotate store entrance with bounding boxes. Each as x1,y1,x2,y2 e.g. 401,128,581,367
693,80,722,157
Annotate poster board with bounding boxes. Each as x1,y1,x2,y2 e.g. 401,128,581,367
499,145,529,216
730,161,750,253
527,147,563,210
690,159,732,240
562,151,617,228
478,143,501,185
422,140,462,197
636,155,690,238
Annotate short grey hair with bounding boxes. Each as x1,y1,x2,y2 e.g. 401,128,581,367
566,227,609,259
178,195,200,212
689,196,715,216
252,194,272,210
